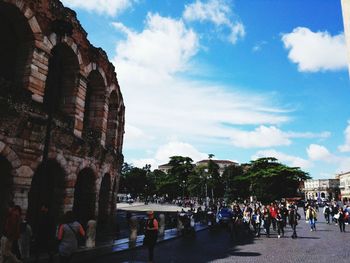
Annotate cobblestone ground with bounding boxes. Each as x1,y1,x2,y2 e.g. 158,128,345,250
87,208,350,263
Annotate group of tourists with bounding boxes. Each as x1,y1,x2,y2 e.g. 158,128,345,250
222,201,302,239
0,202,88,263
321,202,350,232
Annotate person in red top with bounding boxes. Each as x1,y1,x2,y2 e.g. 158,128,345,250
143,211,158,263
269,203,277,231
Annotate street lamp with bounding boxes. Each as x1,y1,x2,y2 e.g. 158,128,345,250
182,180,186,202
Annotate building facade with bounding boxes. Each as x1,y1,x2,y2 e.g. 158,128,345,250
0,0,125,234
196,159,239,175
338,171,350,201
303,179,340,201
341,0,350,76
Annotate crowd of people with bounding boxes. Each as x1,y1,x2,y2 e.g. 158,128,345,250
0,202,86,263
2,198,350,263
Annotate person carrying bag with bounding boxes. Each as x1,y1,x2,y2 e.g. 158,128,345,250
57,211,85,263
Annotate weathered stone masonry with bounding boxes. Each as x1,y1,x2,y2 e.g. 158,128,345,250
0,0,125,233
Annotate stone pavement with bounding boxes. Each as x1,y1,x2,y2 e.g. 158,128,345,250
86,208,350,263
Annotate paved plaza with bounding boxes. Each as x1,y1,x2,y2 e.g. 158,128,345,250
85,208,350,263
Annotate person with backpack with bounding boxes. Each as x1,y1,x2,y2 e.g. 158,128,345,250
143,211,158,263
57,211,85,263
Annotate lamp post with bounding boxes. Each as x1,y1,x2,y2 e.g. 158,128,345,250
182,180,186,202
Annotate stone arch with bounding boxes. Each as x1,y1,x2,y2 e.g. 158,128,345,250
43,43,80,116
48,33,84,71
73,167,96,227
84,63,108,87
27,159,67,233
0,155,13,237
105,91,118,148
98,173,111,224
0,1,35,88
83,70,107,140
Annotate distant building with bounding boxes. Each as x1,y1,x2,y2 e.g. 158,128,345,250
158,163,173,174
342,0,350,76
158,159,239,175
338,171,350,202
196,159,239,175
303,179,340,201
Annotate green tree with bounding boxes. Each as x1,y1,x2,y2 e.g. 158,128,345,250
245,157,310,202
222,164,248,201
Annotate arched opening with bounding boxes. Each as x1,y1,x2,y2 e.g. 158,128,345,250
0,155,13,236
320,192,326,199
116,108,125,152
73,168,96,227
83,70,106,138
0,2,34,88
105,92,118,148
98,173,111,224
44,43,79,116
27,160,66,234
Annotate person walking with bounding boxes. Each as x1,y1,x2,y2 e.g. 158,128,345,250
252,208,262,237
288,205,301,239
269,203,277,231
57,211,85,263
143,211,158,263
323,204,330,224
337,207,346,232
276,209,284,238
306,205,317,231
262,207,271,238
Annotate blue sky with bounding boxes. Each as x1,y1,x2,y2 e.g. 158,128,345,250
62,0,350,178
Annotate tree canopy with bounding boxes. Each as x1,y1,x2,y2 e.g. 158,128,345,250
119,156,310,203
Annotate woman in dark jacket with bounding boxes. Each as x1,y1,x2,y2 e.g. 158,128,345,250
337,207,346,232
288,206,301,239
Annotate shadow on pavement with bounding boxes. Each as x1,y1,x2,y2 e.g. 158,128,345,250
231,251,261,257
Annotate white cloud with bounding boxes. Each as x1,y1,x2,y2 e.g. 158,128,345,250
61,0,136,16
229,126,330,149
113,14,292,153
113,13,199,74
252,149,312,169
183,0,245,44
230,126,291,148
307,144,333,161
130,141,208,169
113,14,336,160
338,121,350,152
282,27,347,72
